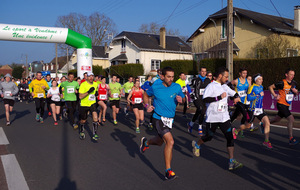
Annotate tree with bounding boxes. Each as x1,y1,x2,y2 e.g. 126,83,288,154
138,22,180,36
12,66,24,79
55,12,117,55
250,34,299,58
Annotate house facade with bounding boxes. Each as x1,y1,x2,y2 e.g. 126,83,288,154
108,28,192,74
187,6,300,60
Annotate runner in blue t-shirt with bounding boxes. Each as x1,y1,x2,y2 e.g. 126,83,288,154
140,67,185,181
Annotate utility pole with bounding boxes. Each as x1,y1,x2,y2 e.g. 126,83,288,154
67,47,69,75
55,43,58,77
226,0,233,81
25,54,28,78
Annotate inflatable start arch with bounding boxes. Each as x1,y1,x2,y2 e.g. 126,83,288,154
0,23,92,78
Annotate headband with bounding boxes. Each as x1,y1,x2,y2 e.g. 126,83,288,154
254,75,262,82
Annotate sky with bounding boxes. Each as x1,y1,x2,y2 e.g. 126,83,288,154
0,0,299,65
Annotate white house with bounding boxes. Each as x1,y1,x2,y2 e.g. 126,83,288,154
108,27,193,74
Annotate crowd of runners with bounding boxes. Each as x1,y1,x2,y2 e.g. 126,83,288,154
0,66,298,180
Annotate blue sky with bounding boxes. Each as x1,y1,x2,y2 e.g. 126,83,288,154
0,0,299,65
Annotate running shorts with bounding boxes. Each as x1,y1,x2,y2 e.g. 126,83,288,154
277,103,291,118
79,103,97,120
248,110,267,123
153,118,171,138
110,100,120,108
132,103,144,110
3,99,15,106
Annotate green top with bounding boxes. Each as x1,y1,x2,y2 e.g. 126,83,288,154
60,81,79,101
79,81,98,107
123,81,133,93
96,81,101,86
109,82,122,100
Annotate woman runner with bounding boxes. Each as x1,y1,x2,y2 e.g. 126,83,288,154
47,80,61,125
97,76,109,124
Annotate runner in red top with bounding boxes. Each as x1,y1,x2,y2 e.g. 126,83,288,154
97,76,110,124
127,78,145,133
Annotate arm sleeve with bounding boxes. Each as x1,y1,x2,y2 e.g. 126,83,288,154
146,86,154,97
203,96,222,103
28,81,33,93
0,83,3,94
13,83,19,95
247,86,257,101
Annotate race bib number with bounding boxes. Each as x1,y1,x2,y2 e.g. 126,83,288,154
199,89,205,96
113,93,119,98
37,93,44,98
217,102,228,112
286,94,294,102
99,94,107,100
161,116,174,129
26,89,29,92
52,95,60,101
67,88,75,93
182,87,187,93
254,108,263,116
238,90,246,97
89,94,96,101
20,88,23,90
5,91,11,96
134,98,142,104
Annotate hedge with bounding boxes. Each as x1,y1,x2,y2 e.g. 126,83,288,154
197,57,300,89
160,60,197,81
110,63,144,80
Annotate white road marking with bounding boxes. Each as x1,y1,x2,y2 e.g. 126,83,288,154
271,124,300,131
0,127,9,145
1,154,29,190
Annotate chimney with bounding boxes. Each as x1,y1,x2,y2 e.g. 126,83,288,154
160,27,166,49
294,6,300,31
104,42,108,52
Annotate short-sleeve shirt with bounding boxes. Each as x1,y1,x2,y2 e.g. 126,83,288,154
147,82,184,119
60,81,79,101
79,81,98,107
123,82,134,93
109,82,122,100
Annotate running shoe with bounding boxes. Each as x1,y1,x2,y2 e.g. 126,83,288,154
148,123,153,130
92,134,99,141
102,118,106,122
228,159,243,171
63,109,68,118
165,169,177,180
113,120,118,125
187,122,193,133
54,121,58,126
36,114,40,121
20,100,22,102
289,138,299,146
59,115,63,121
263,141,273,149
198,127,203,136
239,130,245,138
6,121,10,126
249,124,259,132
232,128,238,139
48,112,52,116
192,140,200,157
79,132,85,140
40,117,44,123
136,128,140,133
140,137,149,153
259,122,264,134
73,124,78,130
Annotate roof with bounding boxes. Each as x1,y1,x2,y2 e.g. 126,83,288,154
49,56,68,69
92,46,108,58
111,54,128,61
0,65,12,70
205,41,240,52
114,31,191,53
187,7,299,42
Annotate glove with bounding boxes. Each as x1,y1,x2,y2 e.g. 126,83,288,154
87,87,95,94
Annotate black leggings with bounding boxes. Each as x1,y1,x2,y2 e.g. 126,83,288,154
230,102,248,124
183,99,188,115
46,97,51,112
34,98,45,117
65,101,77,125
192,99,206,124
201,120,234,147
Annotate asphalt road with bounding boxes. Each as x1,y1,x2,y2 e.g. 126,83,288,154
1,101,300,190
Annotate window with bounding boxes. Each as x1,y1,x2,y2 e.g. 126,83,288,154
51,64,53,70
121,39,126,52
287,49,298,57
136,59,140,64
151,60,161,70
221,19,235,39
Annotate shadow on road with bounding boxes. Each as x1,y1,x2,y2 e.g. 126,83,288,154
111,128,165,180
10,109,31,124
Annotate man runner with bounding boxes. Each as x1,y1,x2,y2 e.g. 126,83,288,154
108,74,122,125
45,74,52,116
191,67,243,171
29,72,50,123
140,67,185,180
60,73,80,129
269,68,299,145
123,76,134,115
78,72,99,140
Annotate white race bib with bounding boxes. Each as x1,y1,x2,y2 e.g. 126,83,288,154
113,93,119,98
238,90,246,97
99,94,107,100
20,88,23,90
37,93,44,98
199,88,205,96
5,91,11,96
26,89,29,92
286,94,294,102
161,116,174,129
134,98,142,104
217,102,228,112
89,94,96,101
254,108,263,116
67,88,75,93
